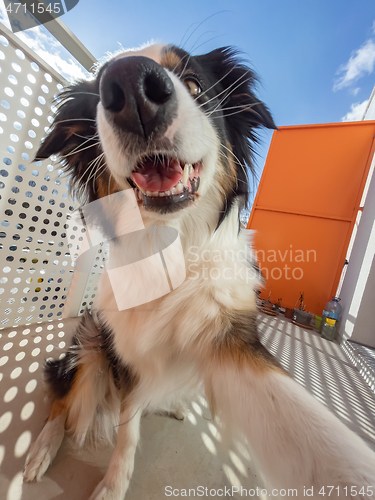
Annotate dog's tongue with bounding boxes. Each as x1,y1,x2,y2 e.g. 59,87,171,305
132,157,183,192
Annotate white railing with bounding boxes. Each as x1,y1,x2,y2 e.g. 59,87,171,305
0,21,102,328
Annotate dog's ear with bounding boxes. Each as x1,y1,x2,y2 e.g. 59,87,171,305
35,79,100,159
35,79,103,201
35,121,81,160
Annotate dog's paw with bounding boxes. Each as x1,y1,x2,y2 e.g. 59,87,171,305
23,442,55,482
170,406,186,421
154,402,188,421
23,416,65,482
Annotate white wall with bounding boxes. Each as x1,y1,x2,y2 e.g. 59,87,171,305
363,87,375,121
339,88,375,346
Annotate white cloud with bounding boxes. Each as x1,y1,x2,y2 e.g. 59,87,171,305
17,28,88,81
351,87,361,96
0,2,11,29
342,99,369,121
334,38,375,91
0,4,90,82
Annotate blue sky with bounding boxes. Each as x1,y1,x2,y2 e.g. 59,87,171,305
60,0,375,125
1,0,375,191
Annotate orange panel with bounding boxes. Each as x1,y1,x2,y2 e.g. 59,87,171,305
256,123,375,219
248,121,375,315
250,211,350,313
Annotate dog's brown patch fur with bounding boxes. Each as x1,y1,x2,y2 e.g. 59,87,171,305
160,48,183,73
95,171,121,198
47,398,67,422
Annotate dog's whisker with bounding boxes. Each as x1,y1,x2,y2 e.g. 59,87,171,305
74,152,105,191
92,162,107,193
87,151,105,168
209,102,261,114
174,34,223,78
73,132,100,140
178,53,192,79
210,105,263,120
179,20,200,49
205,135,254,201
198,72,251,110
196,131,251,187
220,141,251,186
61,135,100,158
108,172,113,196
170,35,221,77
193,62,241,101
86,157,106,186
53,118,97,125
192,134,251,197
180,10,231,52
202,75,252,114
59,141,101,160
60,91,100,98
177,31,221,79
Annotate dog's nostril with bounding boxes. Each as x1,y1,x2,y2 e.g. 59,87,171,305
144,73,174,105
102,82,126,113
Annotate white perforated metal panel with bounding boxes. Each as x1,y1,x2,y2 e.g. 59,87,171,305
0,26,84,328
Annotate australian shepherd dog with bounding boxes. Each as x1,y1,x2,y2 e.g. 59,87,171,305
23,43,375,499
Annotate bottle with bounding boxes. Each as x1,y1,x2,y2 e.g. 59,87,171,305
320,297,342,340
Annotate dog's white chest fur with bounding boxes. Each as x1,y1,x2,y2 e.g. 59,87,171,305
96,215,258,374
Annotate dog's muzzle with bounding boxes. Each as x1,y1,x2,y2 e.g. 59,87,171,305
99,55,177,140
99,55,202,213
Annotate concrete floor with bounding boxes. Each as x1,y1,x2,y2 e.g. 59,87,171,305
257,313,375,450
0,313,375,499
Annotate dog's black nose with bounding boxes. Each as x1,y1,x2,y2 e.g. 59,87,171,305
99,56,177,139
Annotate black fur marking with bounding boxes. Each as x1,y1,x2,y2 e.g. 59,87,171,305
44,335,80,400
242,314,282,367
96,313,139,393
44,311,138,400
218,313,283,369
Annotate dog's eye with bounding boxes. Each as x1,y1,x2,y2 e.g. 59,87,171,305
184,79,201,96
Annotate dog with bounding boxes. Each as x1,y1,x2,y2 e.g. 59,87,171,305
23,43,375,499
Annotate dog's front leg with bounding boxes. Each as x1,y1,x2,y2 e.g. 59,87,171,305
204,334,375,497
89,402,141,500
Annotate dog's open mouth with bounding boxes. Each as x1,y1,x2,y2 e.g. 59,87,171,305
130,155,201,210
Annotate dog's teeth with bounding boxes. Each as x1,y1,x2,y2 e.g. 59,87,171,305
151,191,159,197
159,191,166,197
146,191,152,197
171,186,177,195
165,190,171,196
175,183,183,194
189,165,194,175
182,164,189,186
